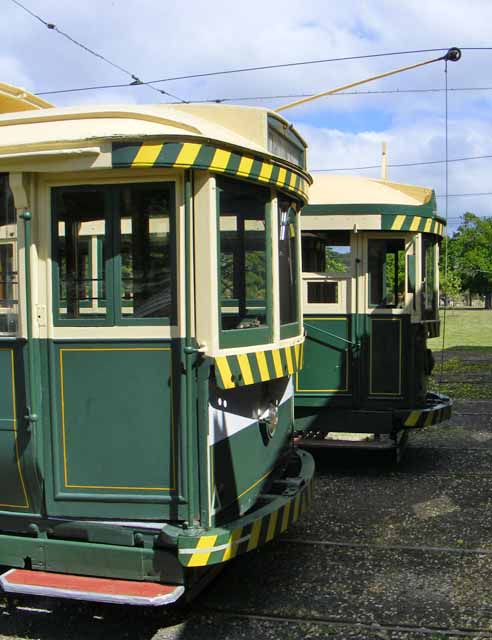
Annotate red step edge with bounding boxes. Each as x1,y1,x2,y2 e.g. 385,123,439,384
0,569,185,606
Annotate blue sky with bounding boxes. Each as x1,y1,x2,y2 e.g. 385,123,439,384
2,0,492,232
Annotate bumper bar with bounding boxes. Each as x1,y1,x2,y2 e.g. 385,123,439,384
401,392,452,428
178,448,314,568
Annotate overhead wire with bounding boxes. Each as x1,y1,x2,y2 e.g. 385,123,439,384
311,154,492,173
8,0,188,103
33,48,487,97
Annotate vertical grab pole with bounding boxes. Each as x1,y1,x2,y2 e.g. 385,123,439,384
184,171,199,528
19,211,38,427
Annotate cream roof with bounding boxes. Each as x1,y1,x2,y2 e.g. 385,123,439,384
0,81,53,113
0,96,304,159
308,174,433,206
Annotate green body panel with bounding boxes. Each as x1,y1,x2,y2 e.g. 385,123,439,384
0,341,42,514
297,318,350,395
295,313,432,433
211,378,293,521
50,343,177,505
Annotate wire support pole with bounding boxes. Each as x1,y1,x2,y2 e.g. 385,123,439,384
439,56,451,389
275,48,461,113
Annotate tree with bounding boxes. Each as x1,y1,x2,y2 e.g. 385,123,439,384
447,213,492,309
439,265,462,303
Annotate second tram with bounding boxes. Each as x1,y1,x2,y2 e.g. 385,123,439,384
295,174,452,457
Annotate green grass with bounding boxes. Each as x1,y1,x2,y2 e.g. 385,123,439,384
428,309,492,350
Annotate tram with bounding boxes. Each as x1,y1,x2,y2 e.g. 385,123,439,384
295,174,452,457
0,82,314,606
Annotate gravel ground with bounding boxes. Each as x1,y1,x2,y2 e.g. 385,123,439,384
1,348,491,640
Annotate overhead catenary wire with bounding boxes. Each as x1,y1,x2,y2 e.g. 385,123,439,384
36,84,492,99
311,154,492,173
8,0,188,103
33,47,486,97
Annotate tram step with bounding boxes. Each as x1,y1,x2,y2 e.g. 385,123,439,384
0,569,184,606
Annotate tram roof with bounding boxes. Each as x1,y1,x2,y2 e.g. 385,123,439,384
302,174,445,235
0,92,307,164
307,174,435,209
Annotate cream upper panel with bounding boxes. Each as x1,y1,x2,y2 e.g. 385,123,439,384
308,174,433,206
0,103,288,158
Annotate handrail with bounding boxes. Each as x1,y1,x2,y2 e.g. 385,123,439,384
304,321,356,347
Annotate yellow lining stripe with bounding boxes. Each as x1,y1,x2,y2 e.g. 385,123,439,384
211,148,231,172
174,142,202,166
215,356,234,389
247,519,263,552
280,502,291,532
237,156,254,177
187,535,218,567
132,143,163,167
237,353,254,385
258,162,274,182
284,346,294,375
272,349,284,378
410,216,421,231
266,510,278,542
424,218,433,233
289,172,297,189
255,350,270,382
391,214,406,230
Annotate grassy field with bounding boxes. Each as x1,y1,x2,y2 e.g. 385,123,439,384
428,309,492,350
428,309,492,399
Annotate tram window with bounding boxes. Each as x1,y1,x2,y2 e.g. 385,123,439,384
53,182,175,325
0,175,16,227
0,244,18,334
307,281,338,304
119,184,172,319
54,188,108,320
278,201,298,326
0,176,18,334
368,239,406,308
422,238,437,311
218,177,269,333
302,231,351,273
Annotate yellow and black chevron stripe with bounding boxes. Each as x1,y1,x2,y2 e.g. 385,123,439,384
403,398,452,428
112,140,311,201
384,214,445,237
214,341,304,389
178,476,314,567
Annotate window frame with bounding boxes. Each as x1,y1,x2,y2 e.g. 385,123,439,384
51,181,176,327
279,202,301,340
216,176,273,349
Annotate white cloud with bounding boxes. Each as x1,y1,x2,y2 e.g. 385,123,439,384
1,0,490,228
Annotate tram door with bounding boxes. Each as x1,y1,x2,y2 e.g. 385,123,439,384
44,182,179,520
298,230,414,407
297,231,357,405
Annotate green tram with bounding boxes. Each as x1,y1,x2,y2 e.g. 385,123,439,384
295,174,452,457
0,83,314,605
